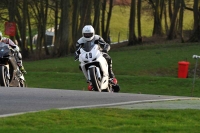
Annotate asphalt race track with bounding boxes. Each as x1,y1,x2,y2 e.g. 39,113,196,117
0,87,198,117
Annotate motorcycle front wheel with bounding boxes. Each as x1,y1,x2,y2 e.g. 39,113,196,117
89,67,101,92
0,66,10,87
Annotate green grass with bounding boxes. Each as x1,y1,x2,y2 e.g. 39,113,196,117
0,109,200,133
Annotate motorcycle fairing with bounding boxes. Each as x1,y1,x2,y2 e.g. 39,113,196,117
79,43,109,90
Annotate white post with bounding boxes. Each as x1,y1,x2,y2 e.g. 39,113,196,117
191,55,200,96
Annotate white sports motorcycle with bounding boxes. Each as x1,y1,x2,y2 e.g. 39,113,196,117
77,42,114,92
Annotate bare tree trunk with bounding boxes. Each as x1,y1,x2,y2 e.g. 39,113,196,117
93,0,101,35
72,0,81,44
52,0,59,56
21,0,28,57
167,0,181,40
105,0,113,42
168,0,173,22
54,0,59,41
78,0,92,36
43,0,49,55
128,0,138,45
101,0,106,37
149,0,164,36
55,0,73,56
164,3,169,34
137,0,142,43
178,0,184,42
27,7,33,54
193,0,199,30
187,0,200,42
30,0,49,58
101,0,113,42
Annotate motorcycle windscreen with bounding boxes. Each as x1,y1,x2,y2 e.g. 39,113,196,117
82,42,95,52
0,42,10,58
0,42,9,48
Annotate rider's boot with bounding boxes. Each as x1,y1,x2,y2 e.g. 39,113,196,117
109,70,118,85
109,69,120,92
107,60,120,92
88,83,93,91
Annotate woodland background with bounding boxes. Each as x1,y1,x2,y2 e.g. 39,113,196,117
0,0,199,60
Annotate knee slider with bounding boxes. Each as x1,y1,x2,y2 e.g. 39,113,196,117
17,52,22,60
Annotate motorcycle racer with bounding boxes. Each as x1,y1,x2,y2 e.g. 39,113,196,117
0,32,27,74
75,25,119,91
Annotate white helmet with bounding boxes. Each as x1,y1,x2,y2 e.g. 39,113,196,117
82,25,95,41
0,32,2,41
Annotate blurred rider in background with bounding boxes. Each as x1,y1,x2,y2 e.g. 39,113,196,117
75,25,119,91
0,31,27,74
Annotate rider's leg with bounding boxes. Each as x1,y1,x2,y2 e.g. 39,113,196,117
15,51,27,74
103,53,115,78
79,65,93,90
102,53,118,85
102,53,120,92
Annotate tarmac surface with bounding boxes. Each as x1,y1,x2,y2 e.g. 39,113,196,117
0,87,200,117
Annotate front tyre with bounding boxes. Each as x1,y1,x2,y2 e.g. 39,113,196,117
0,66,10,87
89,67,101,92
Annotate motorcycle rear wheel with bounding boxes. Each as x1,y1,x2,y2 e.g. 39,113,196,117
0,66,10,87
89,67,101,92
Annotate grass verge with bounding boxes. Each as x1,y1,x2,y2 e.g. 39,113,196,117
0,109,200,133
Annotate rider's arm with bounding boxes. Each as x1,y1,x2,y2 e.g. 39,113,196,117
2,38,16,49
75,39,84,60
98,37,110,53
75,41,84,55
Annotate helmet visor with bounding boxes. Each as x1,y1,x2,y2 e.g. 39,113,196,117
83,33,93,38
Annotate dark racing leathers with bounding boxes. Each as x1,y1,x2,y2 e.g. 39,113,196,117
75,35,115,78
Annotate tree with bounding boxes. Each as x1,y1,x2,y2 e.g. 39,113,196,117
168,0,173,22
29,0,50,58
19,0,28,57
3,0,29,57
54,0,73,56
187,0,200,42
78,0,92,34
167,0,181,40
101,0,113,42
72,0,81,44
137,0,142,43
178,0,185,42
93,0,101,35
128,0,138,45
149,0,165,36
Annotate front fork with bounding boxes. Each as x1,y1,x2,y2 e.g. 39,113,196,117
5,64,10,79
87,66,101,81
